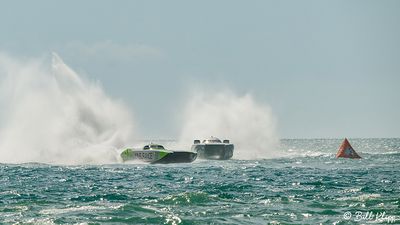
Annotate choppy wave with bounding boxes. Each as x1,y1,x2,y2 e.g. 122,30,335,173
1,144,399,224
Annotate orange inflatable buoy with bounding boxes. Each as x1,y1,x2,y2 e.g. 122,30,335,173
336,138,361,159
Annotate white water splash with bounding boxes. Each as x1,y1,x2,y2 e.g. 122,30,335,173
178,90,280,159
0,52,134,164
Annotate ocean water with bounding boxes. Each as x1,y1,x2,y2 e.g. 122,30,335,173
0,138,399,224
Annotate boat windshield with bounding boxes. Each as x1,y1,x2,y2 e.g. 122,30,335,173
143,144,165,150
202,137,222,143
150,145,165,150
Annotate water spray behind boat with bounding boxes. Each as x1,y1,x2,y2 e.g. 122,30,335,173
0,52,135,164
177,90,281,159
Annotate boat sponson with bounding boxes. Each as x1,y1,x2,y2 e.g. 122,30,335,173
195,144,234,160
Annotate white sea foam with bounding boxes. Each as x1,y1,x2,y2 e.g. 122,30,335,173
336,193,381,201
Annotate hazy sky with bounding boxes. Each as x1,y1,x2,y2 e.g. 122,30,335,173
1,0,399,138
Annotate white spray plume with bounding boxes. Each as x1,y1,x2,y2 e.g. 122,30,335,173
0,52,134,164
178,90,281,159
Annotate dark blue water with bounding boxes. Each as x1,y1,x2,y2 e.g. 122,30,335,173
1,139,399,224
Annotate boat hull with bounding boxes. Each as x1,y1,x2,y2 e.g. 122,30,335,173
191,144,234,160
154,151,197,164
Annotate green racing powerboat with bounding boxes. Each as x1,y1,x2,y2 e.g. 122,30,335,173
120,143,197,164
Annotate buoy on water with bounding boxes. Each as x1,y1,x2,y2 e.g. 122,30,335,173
336,138,361,159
